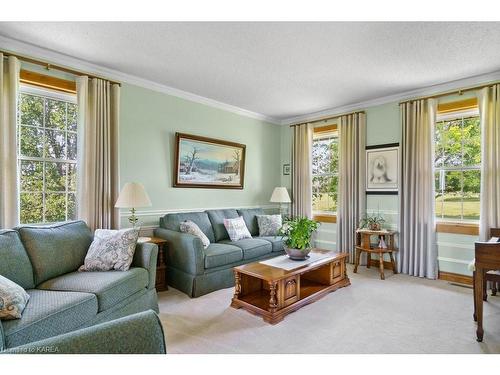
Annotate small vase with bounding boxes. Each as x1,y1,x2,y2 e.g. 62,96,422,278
284,246,311,261
369,223,381,231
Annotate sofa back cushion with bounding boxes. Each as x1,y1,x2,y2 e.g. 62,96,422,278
206,209,239,242
237,208,265,236
0,230,35,290
16,221,93,285
161,212,215,243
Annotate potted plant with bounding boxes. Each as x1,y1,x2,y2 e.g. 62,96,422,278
278,217,320,260
359,213,385,231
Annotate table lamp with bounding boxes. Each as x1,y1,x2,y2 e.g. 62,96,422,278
115,182,152,240
270,187,291,217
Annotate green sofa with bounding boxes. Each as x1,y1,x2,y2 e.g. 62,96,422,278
0,220,159,351
2,310,166,354
154,208,284,297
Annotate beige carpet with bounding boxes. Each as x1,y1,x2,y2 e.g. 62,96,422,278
157,265,500,354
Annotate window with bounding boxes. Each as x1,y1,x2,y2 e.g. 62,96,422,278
17,86,78,224
434,110,481,222
312,126,339,218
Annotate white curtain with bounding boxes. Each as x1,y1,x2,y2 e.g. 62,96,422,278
76,76,120,231
0,54,20,229
478,85,500,241
337,112,366,263
291,123,313,218
399,99,438,278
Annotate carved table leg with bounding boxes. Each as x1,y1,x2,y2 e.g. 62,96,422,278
230,270,242,309
475,267,484,342
354,248,361,273
483,276,488,301
378,252,385,280
367,252,371,268
389,252,397,274
268,281,278,313
493,282,498,296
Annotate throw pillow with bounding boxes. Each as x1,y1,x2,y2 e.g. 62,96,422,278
79,228,139,272
257,214,283,236
0,275,30,320
223,216,252,242
180,220,210,248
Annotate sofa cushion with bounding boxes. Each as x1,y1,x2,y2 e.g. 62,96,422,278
37,268,149,312
0,275,30,320
0,230,35,289
2,289,98,348
206,209,239,242
161,212,215,243
219,238,272,260
204,243,243,269
237,208,265,236
16,221,93,285
257,236,285,252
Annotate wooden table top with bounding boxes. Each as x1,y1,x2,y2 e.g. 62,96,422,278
234,248,349,282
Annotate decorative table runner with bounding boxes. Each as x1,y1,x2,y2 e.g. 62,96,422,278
259,252,331,271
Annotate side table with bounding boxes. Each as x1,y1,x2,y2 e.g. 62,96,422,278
142,237,168,291
354,229,398,280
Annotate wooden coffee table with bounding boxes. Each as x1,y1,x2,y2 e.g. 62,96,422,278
230,249,350,324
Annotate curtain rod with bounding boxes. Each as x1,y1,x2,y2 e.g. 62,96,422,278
289,110,365,127
399,81,499,105
1,49,121,87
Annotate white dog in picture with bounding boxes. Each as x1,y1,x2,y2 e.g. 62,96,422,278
370,156,391,183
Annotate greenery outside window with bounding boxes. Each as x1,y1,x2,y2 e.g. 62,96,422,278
312,125,338,220
434,109,480,222
18,86,78,224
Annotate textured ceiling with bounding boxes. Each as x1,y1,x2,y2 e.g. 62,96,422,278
1,22,500,121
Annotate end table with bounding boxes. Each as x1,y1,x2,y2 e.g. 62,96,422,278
354,229,398,280
143,237,168,291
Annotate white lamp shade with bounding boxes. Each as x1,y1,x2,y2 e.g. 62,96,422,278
115,182,152,208
270,187,291,203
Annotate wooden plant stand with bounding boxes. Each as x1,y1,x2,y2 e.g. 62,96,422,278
354,229,398,280
231,249,350,324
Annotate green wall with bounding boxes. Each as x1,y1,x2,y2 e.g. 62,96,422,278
119,83,282,228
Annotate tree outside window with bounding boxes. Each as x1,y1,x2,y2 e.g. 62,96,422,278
18,90,78,224
434,114,481,221
312,131,338,214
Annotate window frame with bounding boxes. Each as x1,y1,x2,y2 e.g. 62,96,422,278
17,83,78,225
434,99,480,235
312,124,338,223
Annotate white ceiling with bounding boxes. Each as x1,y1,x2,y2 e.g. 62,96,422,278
1,22,500,122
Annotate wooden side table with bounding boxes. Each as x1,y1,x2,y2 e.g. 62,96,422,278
142,237,168,291
354,229,398,280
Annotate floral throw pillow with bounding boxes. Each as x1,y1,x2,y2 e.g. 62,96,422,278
257,214,283,236
0,275,30,320
79,228,139,272
223,216,252,242
180,220,210,249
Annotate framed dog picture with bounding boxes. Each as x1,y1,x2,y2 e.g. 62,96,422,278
366,143,399,194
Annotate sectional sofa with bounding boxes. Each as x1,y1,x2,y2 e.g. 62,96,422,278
0,220,159,351
154,208,284,297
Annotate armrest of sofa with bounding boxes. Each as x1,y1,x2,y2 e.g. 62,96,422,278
154,228,205,275
1,310,166,354
132,242,158,290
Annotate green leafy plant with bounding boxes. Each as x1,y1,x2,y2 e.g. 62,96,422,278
278,217,320,251
359,213,385,230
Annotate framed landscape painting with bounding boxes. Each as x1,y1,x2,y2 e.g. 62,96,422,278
366,143,399,194
174,133,246,189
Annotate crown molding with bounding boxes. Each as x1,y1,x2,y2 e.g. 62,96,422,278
281,69,500,125
0,35,281,125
